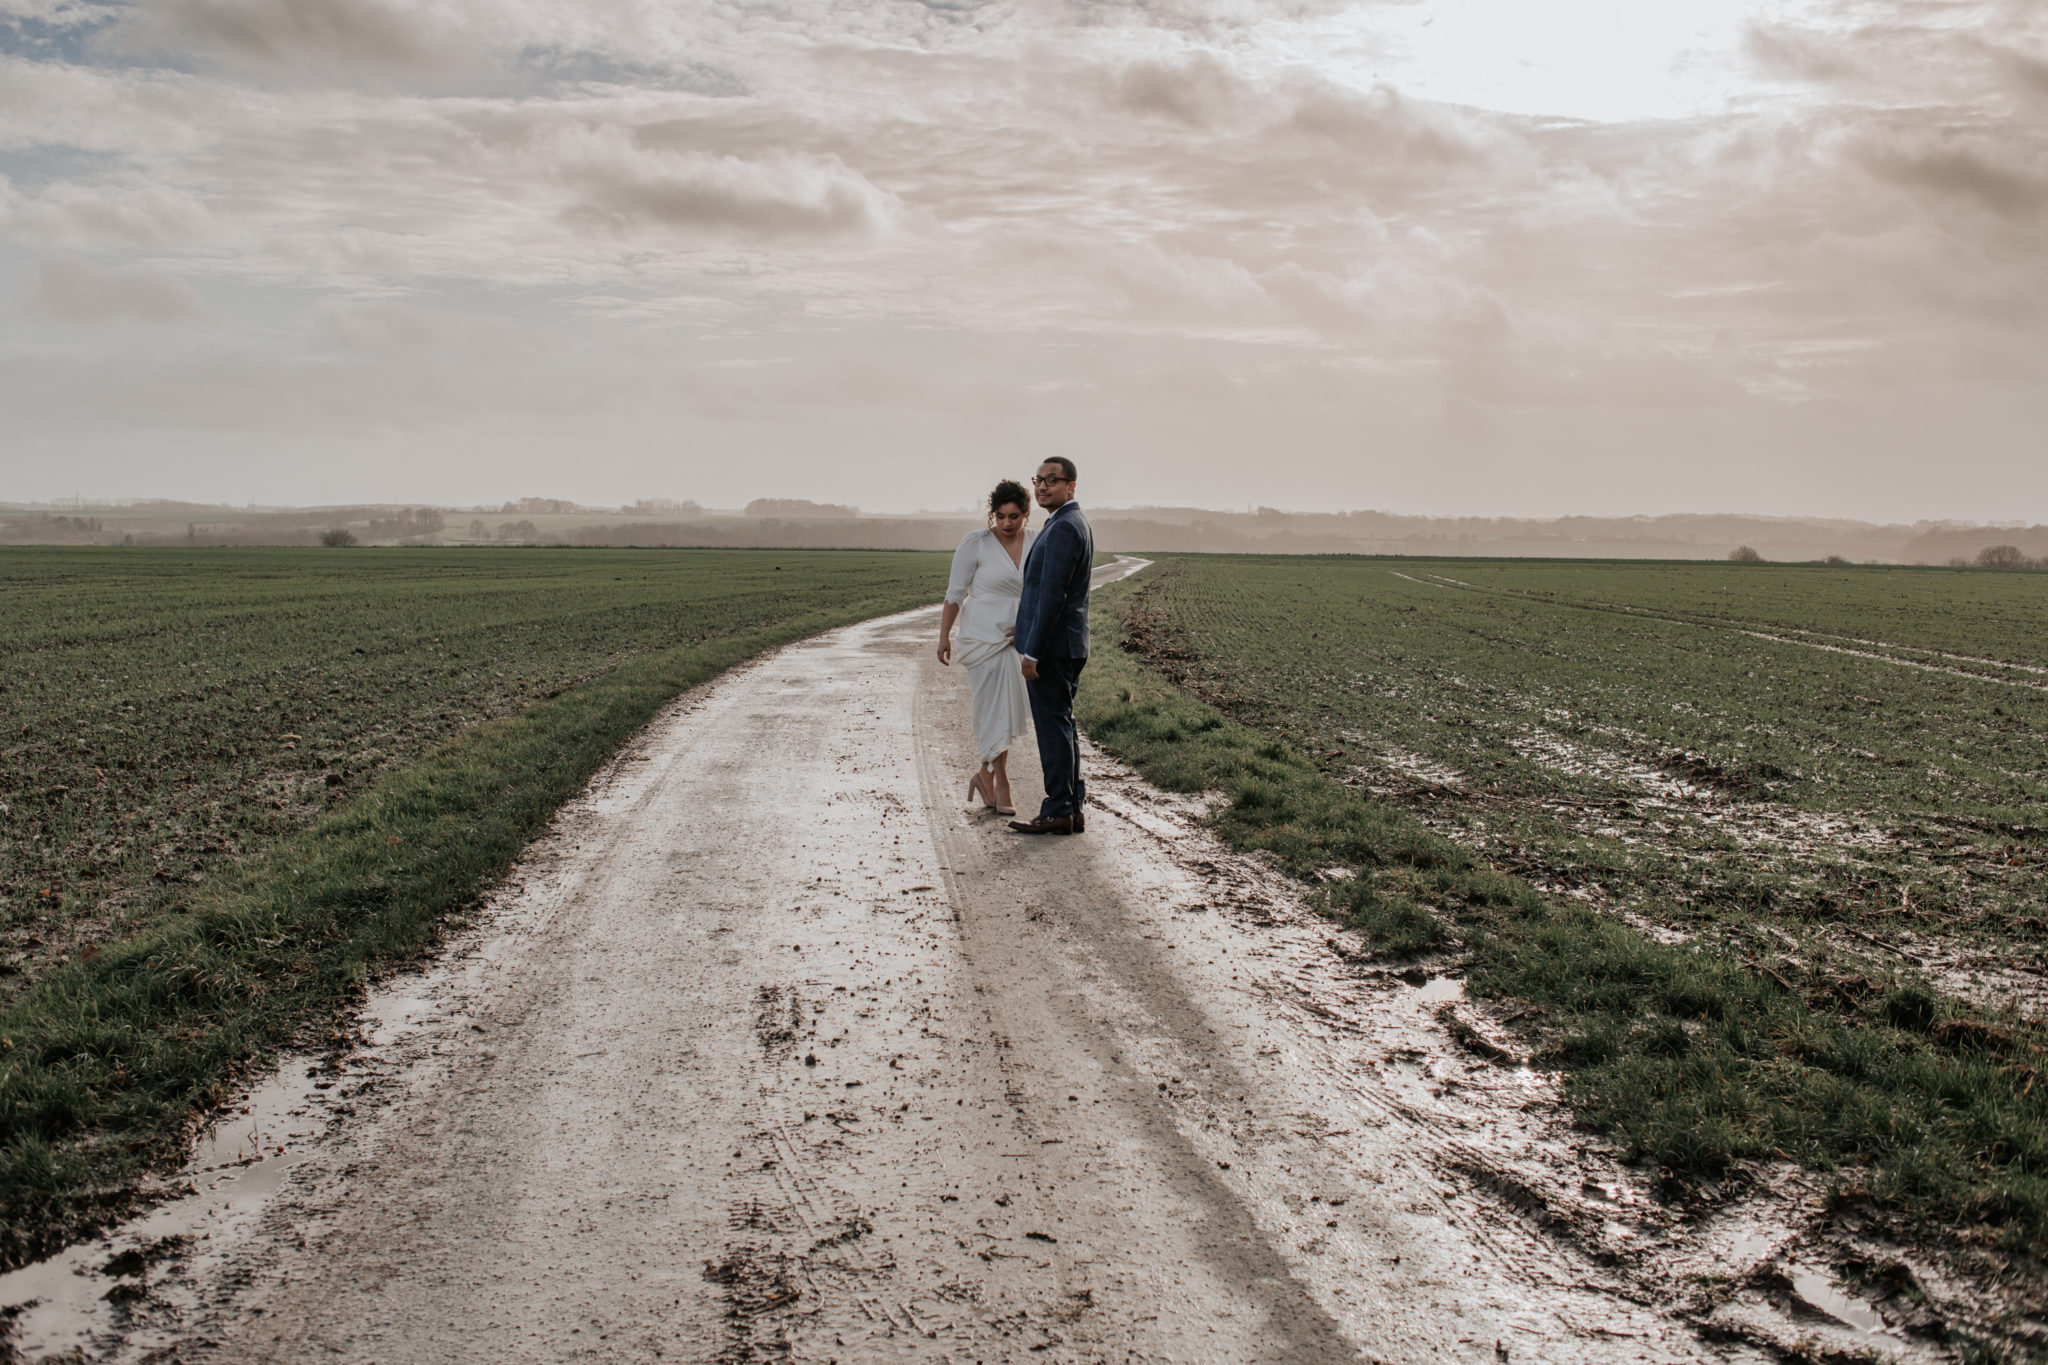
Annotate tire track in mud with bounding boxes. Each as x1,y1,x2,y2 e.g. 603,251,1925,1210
1040,773,1687,1354
8,563,1805,1364
898,580,1769,1364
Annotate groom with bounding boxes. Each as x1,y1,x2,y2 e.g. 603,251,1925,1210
1010,457,1094,836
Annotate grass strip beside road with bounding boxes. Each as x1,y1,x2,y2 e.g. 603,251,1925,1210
0,586,935,1269
1078,583,2046,1269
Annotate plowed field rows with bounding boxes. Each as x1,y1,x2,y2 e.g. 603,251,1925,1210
1085,555,2047,1293
1113,557,2047,991
0,548,942,1001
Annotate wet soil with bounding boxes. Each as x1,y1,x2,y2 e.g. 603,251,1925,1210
1371,572,2048,1022
1,565,1949,1363
1132,564,2047,1026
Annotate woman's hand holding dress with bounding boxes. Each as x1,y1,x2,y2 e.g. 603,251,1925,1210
945,528,1036,764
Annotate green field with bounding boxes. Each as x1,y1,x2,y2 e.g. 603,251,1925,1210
1117,558,2048,963
7,547,2044,1295
0,547,943,1266
1083,556,2047,1272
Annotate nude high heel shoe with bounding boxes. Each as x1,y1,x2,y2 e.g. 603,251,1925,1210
967,766,997,810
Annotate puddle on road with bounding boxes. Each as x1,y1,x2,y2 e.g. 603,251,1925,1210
1721,1227,1786,1266
1410,974,1464,1005
1789,1267,1889,1335
0,1054,327,1359
0,960,485,1358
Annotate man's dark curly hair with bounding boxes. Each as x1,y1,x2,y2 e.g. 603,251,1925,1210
988,479,1029,527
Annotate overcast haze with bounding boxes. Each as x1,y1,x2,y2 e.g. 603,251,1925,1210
2,0,2043,519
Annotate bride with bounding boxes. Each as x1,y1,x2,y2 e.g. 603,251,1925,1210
937,480,1036,816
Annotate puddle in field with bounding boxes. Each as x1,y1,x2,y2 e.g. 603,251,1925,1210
0,1055,328,1359
0,930,506,1359
1508,726,1708,804
1789,1268,1888,1334
1411,974,1463,1005
1421,720,2048,1018
1374,747,1465,788
1722,1227,1787,1267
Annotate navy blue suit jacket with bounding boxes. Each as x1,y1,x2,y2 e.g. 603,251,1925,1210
1014,502,1094,660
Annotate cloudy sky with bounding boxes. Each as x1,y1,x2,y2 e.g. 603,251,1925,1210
1,0,2043,517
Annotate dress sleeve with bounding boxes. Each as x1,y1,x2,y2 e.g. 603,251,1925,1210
945,531,980,605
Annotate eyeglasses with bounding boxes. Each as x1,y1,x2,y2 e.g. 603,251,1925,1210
1031,474,1071,487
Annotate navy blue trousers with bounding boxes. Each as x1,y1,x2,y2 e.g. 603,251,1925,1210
1027,657,1087,819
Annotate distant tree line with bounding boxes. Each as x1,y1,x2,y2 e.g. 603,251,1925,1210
569,518,965,550
497,497,583,515
744,498,859,520
1951,545,2045,571
12,500,2047,564
364,508,446,540
0,514,104,544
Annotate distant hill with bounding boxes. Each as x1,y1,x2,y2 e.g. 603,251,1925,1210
2,499,2042,566
1894,524,2048,566
743,498,860,520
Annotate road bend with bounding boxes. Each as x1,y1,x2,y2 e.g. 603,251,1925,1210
52,558,1738,1364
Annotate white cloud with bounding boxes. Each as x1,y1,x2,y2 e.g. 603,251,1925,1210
0,0,2044,515
110,0,487,83
0,176,218,249
1108,53,1251,129
1743,24,1867,85
1857,130,2048,221
553,124,898,239
20,252,209,321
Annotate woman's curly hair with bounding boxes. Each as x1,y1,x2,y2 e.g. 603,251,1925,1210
987,479,1029,528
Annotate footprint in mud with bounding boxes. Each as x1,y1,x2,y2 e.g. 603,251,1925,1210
703,1246,803,1362
729,1197,800,1235
752,984,805,1060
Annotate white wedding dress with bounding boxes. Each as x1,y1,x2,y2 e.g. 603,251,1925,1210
945,527,1037,763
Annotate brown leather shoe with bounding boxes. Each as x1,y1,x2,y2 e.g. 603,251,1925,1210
1072,808,1086,834
1007,814,1076,835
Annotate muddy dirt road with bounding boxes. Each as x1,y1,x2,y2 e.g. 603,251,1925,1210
8,563,1827,1363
